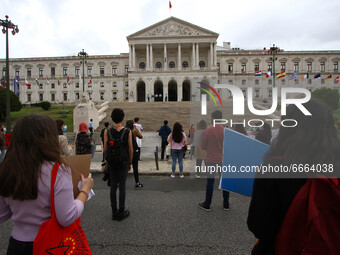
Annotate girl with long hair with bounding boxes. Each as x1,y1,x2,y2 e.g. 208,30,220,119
0,114,94,254
56,119,73,156
168,122,187,178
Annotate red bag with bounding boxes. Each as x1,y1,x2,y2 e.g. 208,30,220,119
33,162,92,254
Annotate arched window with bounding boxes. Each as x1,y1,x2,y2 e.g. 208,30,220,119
182,61,189,68
155,62,162,69
199,61,205,68
169,61,175,68
139,62,146,69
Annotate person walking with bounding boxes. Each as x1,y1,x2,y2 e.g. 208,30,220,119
168,122,187,178
104,108,133,221
126,120,143,189
75,122,92,155
100,122,110,162
56,119,73,156
199,110,230,211
89,119,94,140
158,120,171,161
134,117,143,161
0,114,94,254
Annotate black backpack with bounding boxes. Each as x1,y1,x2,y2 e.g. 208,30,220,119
105,128,128,163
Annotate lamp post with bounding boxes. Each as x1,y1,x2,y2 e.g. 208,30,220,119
268,44,280,88
0,15,19,133
78,49,88,93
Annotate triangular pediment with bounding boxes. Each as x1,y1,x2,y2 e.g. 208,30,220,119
127,16,218,40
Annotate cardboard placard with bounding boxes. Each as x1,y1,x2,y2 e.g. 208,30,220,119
62,154,92,199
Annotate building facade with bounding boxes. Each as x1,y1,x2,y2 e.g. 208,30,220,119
1,16,340,105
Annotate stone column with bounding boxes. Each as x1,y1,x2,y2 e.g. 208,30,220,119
146,44,150,69
132,44,136,69
210,43,214,68
129,44,132,68
150,44,153,70
192,43,196,69
164,44,167,70
196,43,199,67
178,44,182,71
214,42,217,66
178,82,183,102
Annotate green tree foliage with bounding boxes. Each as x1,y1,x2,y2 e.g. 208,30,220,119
311,88,339,111
0,88,22,122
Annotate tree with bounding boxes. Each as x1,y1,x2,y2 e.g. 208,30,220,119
0,88,22,122
311,87,339,111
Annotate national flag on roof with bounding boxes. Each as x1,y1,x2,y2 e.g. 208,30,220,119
276,71,286,79
169,1,172,9
46,76,50,85
266,70,272,78
14,76,19,96
25,78,31,87
35,78,39,85
325,75,332,81
289,73,297,80
314,73,321,79
255,70,262,76
301,73,309,81
67,75,70,85
335,76,340,84
58,76,60,86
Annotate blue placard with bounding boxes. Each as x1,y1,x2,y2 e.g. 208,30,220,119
219,128,270,196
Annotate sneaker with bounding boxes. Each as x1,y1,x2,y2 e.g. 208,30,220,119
199,203,211,212
135,183,143,189
117,209,130,221
180,174,184,178
223,205,230,211
171,174,175,178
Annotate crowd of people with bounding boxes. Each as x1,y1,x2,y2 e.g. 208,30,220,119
1,98,340,254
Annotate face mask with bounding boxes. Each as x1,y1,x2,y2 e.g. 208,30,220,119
62,125,67,132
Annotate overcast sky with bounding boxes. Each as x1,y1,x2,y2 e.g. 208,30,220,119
0,0,340,59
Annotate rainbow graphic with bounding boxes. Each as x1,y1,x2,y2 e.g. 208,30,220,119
197,82,223,106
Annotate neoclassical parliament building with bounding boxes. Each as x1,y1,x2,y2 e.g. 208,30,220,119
1,16,340,105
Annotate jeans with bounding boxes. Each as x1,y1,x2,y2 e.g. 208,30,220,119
171,149,184,174
132,158,139,184
109,161,128,212
161,141,169,160
204,162,230,207
7,236,33,255
0,146,5,164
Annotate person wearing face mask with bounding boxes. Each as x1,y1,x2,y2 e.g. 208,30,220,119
56,119,73,156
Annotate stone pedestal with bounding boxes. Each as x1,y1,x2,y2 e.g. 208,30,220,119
73,92,99,132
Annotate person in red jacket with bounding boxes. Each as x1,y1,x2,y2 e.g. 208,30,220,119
247,99,340,255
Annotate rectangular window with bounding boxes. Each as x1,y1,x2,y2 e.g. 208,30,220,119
75,83,79,88
51,93,55,101
87,66,92,76
268,79,272,85
39,68,43,77
75,67,79,76
241,63,246,72
15,69,19,77
255,79,259,85
27,94,31,102
112,81,117,87
63,67,67,76
100,82,104,87
307,62,312,72
100,66,105,76
228,63,233,72
255,90,259,98
51,67,55,76
254,62,259,72
125,65,129,75
228,79,233,85
63,83,67,88
281,62,286,71
51,83,55,89
39,84,43,89
39,94,43,101
294,62,299,72
125,82,129,87
2,68,6,77
113,92,117,99
88,82,92,88
267,62,272,71
76,93,79,100
63,93,67,101
320,62,325,72
100,92,104,100
27,68,31,77
242,80,246,85
89,93,92,100
125,92,129,100
112,65,117,75
334,61,338,71
268,90,272,97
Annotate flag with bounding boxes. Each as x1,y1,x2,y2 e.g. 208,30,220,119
89,78,92,84
169,1,172,9
14,76,19,96
325,75,332,81
276,71,286,79
35,78,39,85
301,73,309,81
314,73,321,79
289,73,297,80
335,76,339,84
46,76,50,85
266,70,272,78
67,75,70,85
58,76,60,86
25,78,31,87
255,70,262,76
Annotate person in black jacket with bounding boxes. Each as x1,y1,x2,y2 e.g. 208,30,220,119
75,122,92,155
158,120,171,160
247,99,340,255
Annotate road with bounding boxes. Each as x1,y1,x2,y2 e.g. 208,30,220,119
0,174,255,255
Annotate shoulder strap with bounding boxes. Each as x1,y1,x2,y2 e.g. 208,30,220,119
107,128,113,141
120,128,127,140
50,162,60,219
